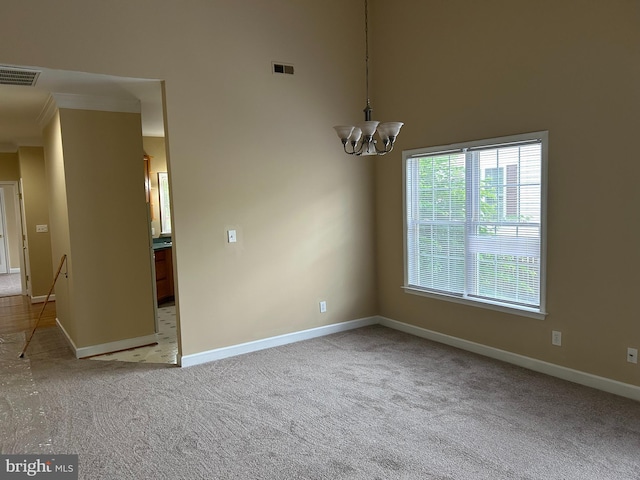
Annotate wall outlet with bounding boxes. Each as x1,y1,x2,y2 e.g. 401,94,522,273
552,330,562,346
627,348,638,364
36,224,48,233
227,229,237,243
319,301,327,313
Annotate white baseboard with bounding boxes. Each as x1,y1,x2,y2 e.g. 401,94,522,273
31,294,55,304
52,308,638,401
378,316,640,402
9,267,20,274
56,318,77,354
179,316,378,368
56,318,157,359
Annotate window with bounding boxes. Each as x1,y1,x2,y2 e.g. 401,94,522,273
403,132,547,318
158,172,172,235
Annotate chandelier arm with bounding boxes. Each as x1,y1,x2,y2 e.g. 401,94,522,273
370,135,392,155
343,140,365,156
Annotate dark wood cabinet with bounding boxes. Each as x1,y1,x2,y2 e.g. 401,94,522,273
155,247,174,304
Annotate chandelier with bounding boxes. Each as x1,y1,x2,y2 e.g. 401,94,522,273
333,0,403,156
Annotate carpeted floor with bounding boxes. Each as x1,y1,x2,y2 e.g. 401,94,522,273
0,273,21,298
2,325,639,479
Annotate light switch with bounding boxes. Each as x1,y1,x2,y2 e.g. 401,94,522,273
36,224,48,233
227,230,237,243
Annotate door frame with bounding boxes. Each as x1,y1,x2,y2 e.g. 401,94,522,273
0,182,25,292
0,187,9,275
16,180,29,296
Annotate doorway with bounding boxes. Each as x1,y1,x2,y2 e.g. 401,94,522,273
0,181,25,298
0,65,180,364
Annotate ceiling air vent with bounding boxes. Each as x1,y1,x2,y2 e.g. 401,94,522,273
272,62,294,75
0,66,41,86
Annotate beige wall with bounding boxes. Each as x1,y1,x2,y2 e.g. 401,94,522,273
18,147,54,297
43,113,73,337
0,0,376,357
372,0,640,387
46,108,156,348
143,136,168,239
0,152,20,179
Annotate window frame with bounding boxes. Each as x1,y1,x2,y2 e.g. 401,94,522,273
158,172,172,235
402,131,548,320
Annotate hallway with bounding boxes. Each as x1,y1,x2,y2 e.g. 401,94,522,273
0,273,21,298
0,295,177,365
0,295,56,336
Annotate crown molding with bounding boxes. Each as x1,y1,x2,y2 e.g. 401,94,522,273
53,92,141,114
37,93,58,129
37,92,141,128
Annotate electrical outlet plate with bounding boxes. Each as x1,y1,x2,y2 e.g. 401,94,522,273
319,301,327,313
552,330,562,346
227,230,237,243
627,348,638,364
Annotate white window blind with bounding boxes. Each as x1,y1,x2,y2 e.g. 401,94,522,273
404,132,547,316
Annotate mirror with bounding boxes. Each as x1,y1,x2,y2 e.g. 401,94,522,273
158,172,172,235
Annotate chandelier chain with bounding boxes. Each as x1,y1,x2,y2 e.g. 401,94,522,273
332,0,404,156
364,0,370,105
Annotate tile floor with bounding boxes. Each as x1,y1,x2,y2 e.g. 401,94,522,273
89,305,178,365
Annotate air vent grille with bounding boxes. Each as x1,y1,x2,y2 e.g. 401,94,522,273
0,67,40,86
272,62,294,75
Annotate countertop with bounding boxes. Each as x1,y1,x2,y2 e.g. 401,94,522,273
152,241,172,251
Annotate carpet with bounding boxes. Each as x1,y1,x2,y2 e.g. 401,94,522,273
0,273,21,298
2,325,639,479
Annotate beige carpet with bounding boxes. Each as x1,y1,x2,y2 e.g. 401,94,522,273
2,325,640,479
0,273,21,298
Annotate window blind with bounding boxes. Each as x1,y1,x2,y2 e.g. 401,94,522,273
405,135,544,312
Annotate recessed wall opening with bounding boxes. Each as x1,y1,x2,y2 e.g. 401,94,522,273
0,65,179,365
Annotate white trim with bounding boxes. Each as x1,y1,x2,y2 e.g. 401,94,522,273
38,92,142,128
75,334,158,359
31,294,56,304
53,308,640,401
37,94,58,128
378,316,640,402
56,318,157,359
402,131,548,319
55,318,158,359
52,93,141,114
0,182,21,285
179,316,378,368
56,317,78,354
402,286,546,320
0,188,9,275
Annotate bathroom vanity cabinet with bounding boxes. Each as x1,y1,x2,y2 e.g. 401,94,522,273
155,246,174,304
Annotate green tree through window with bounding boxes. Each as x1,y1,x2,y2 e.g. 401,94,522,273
405,132,546,316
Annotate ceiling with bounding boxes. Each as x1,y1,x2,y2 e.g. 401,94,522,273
0,65,164,152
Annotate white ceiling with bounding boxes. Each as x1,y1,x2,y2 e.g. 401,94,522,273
0,65,164,152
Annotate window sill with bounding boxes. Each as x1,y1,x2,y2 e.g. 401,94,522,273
402,286,547,320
